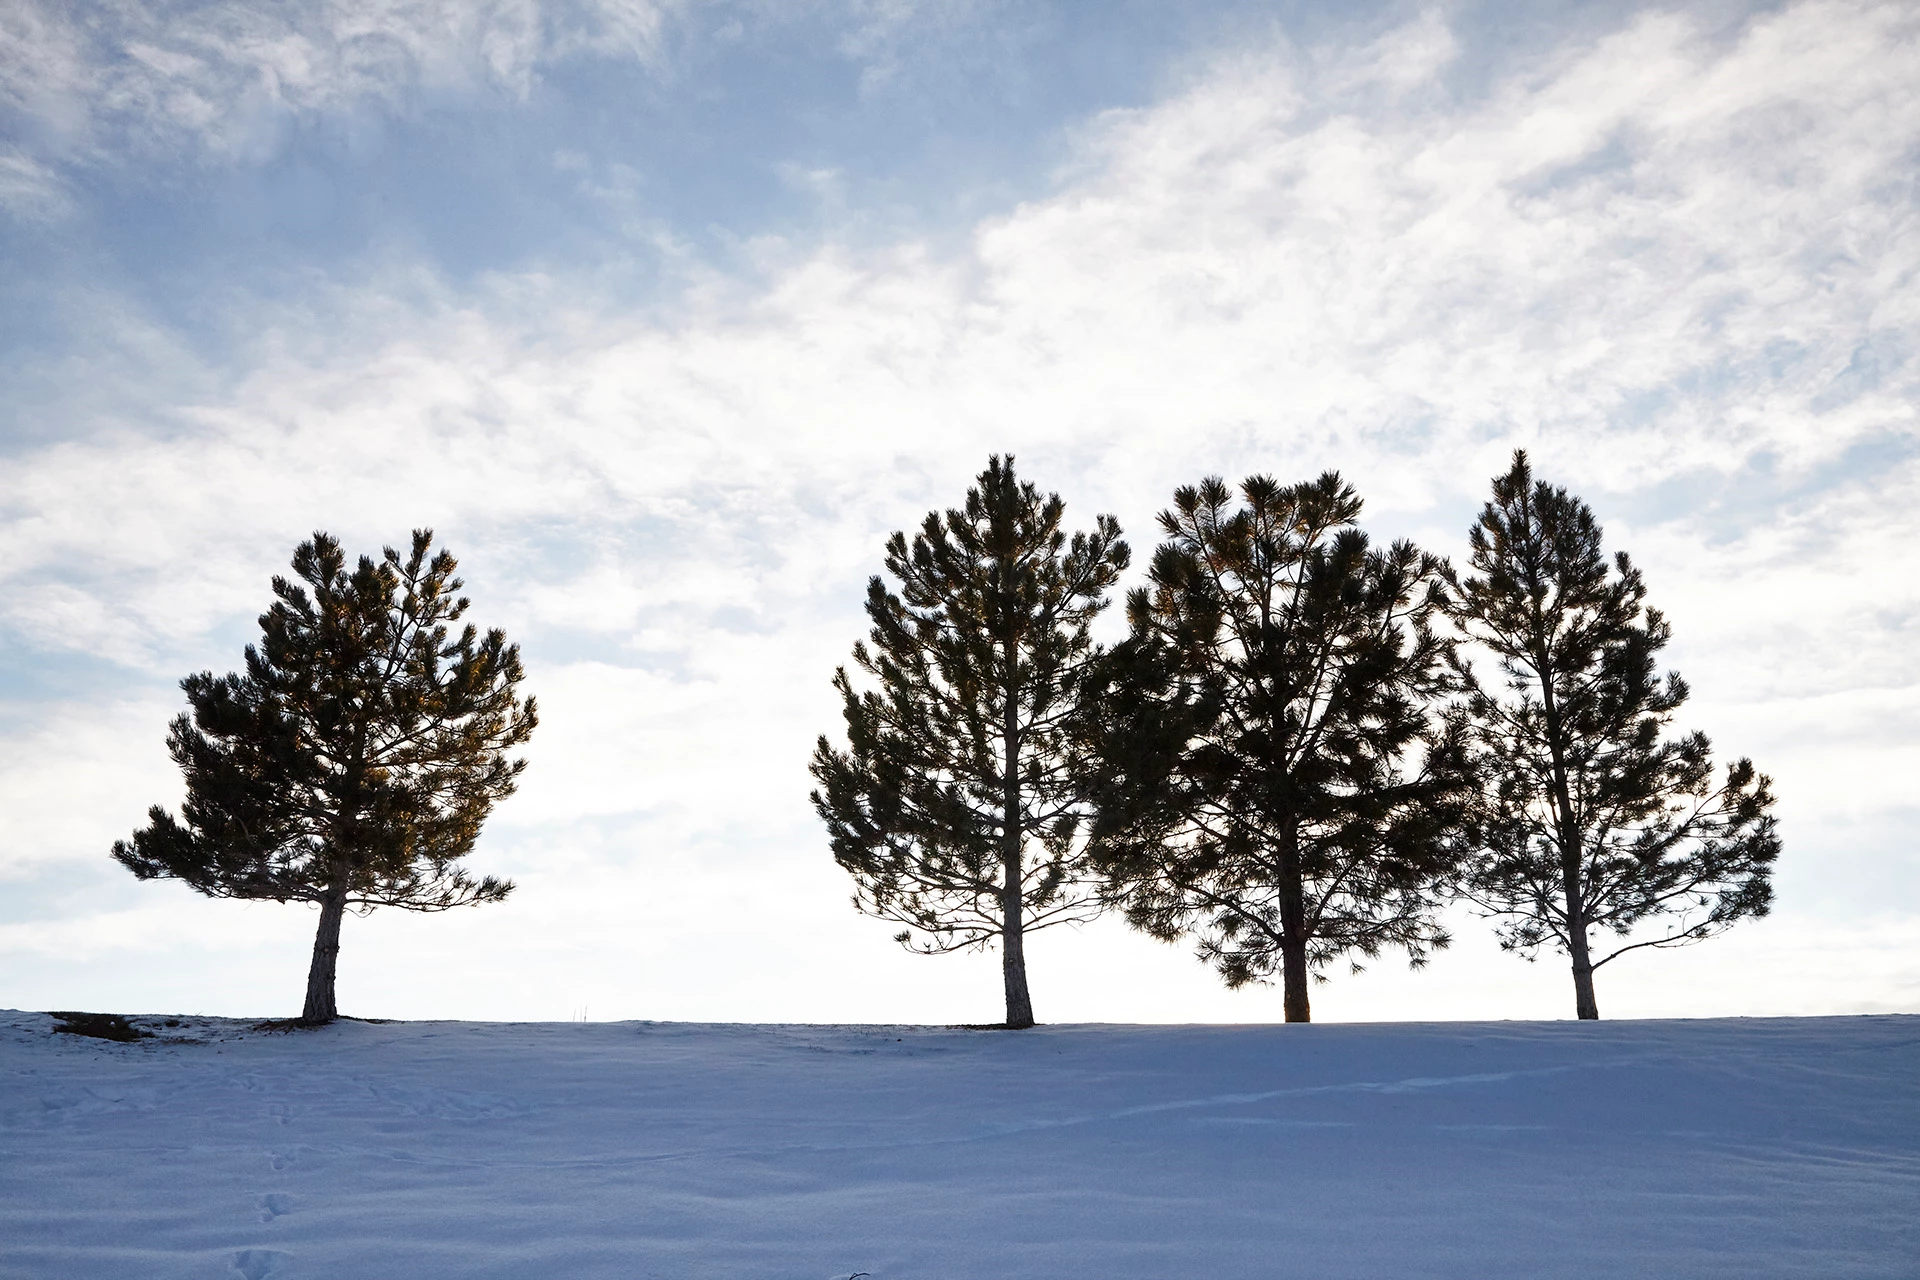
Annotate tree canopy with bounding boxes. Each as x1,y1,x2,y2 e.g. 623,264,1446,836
810,456,1128,1028
113,530,537,1024
1089,473,1472,1022
1447,452,1779,1019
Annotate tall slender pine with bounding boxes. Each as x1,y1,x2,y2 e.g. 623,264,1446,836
810,456,1128,1028
1448,452,1779,1019
1090,473,1471,1022
113,530,536,1025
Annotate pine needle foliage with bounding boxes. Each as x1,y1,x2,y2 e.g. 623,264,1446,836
112,530,537,1025
1088,473,1472,1023
810,456,1128,1029
1447,452,1778,1019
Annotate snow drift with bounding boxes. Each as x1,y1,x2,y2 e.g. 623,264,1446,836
2,1011,1914,1278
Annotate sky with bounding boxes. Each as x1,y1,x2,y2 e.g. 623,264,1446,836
1,0,1916,1026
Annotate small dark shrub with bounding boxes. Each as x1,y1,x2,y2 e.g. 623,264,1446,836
48,1012,150,1043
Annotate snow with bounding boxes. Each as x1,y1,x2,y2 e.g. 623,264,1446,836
2,1012,1914,1279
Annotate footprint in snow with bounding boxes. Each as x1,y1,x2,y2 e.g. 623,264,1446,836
257,1193,294,1222
268,1150,295,1172
231,1249,286,1279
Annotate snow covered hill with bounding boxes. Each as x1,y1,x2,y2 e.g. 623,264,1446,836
2,1011,1914,1279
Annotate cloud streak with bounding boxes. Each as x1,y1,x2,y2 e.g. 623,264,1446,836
0,0,672,176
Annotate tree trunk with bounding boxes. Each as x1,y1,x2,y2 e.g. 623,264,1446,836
1567,919,1599,1021
1278,824,1311,1023
1280,936,1311,1023
1570,960,1599,1020
1532,640,1597,1022
301,888,347,1025
998,637,1034,1030
1558,811,1598,1020
1001,866,1035,1030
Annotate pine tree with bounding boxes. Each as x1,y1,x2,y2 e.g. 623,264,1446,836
810,456,1128,1029
1088,473,1471,1023
112,530,537,1025
1448,452,1779,1019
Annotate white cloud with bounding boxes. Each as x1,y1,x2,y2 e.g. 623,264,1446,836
3,0,1917,1019
0,698,181,877
834,0,1034,98
0,0,674,165
0,144,71,219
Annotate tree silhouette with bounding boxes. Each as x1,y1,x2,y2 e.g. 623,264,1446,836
811,456,1128,1028
1448,452,1778,1019
1090,473,1472,1022
113,530,536,1025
